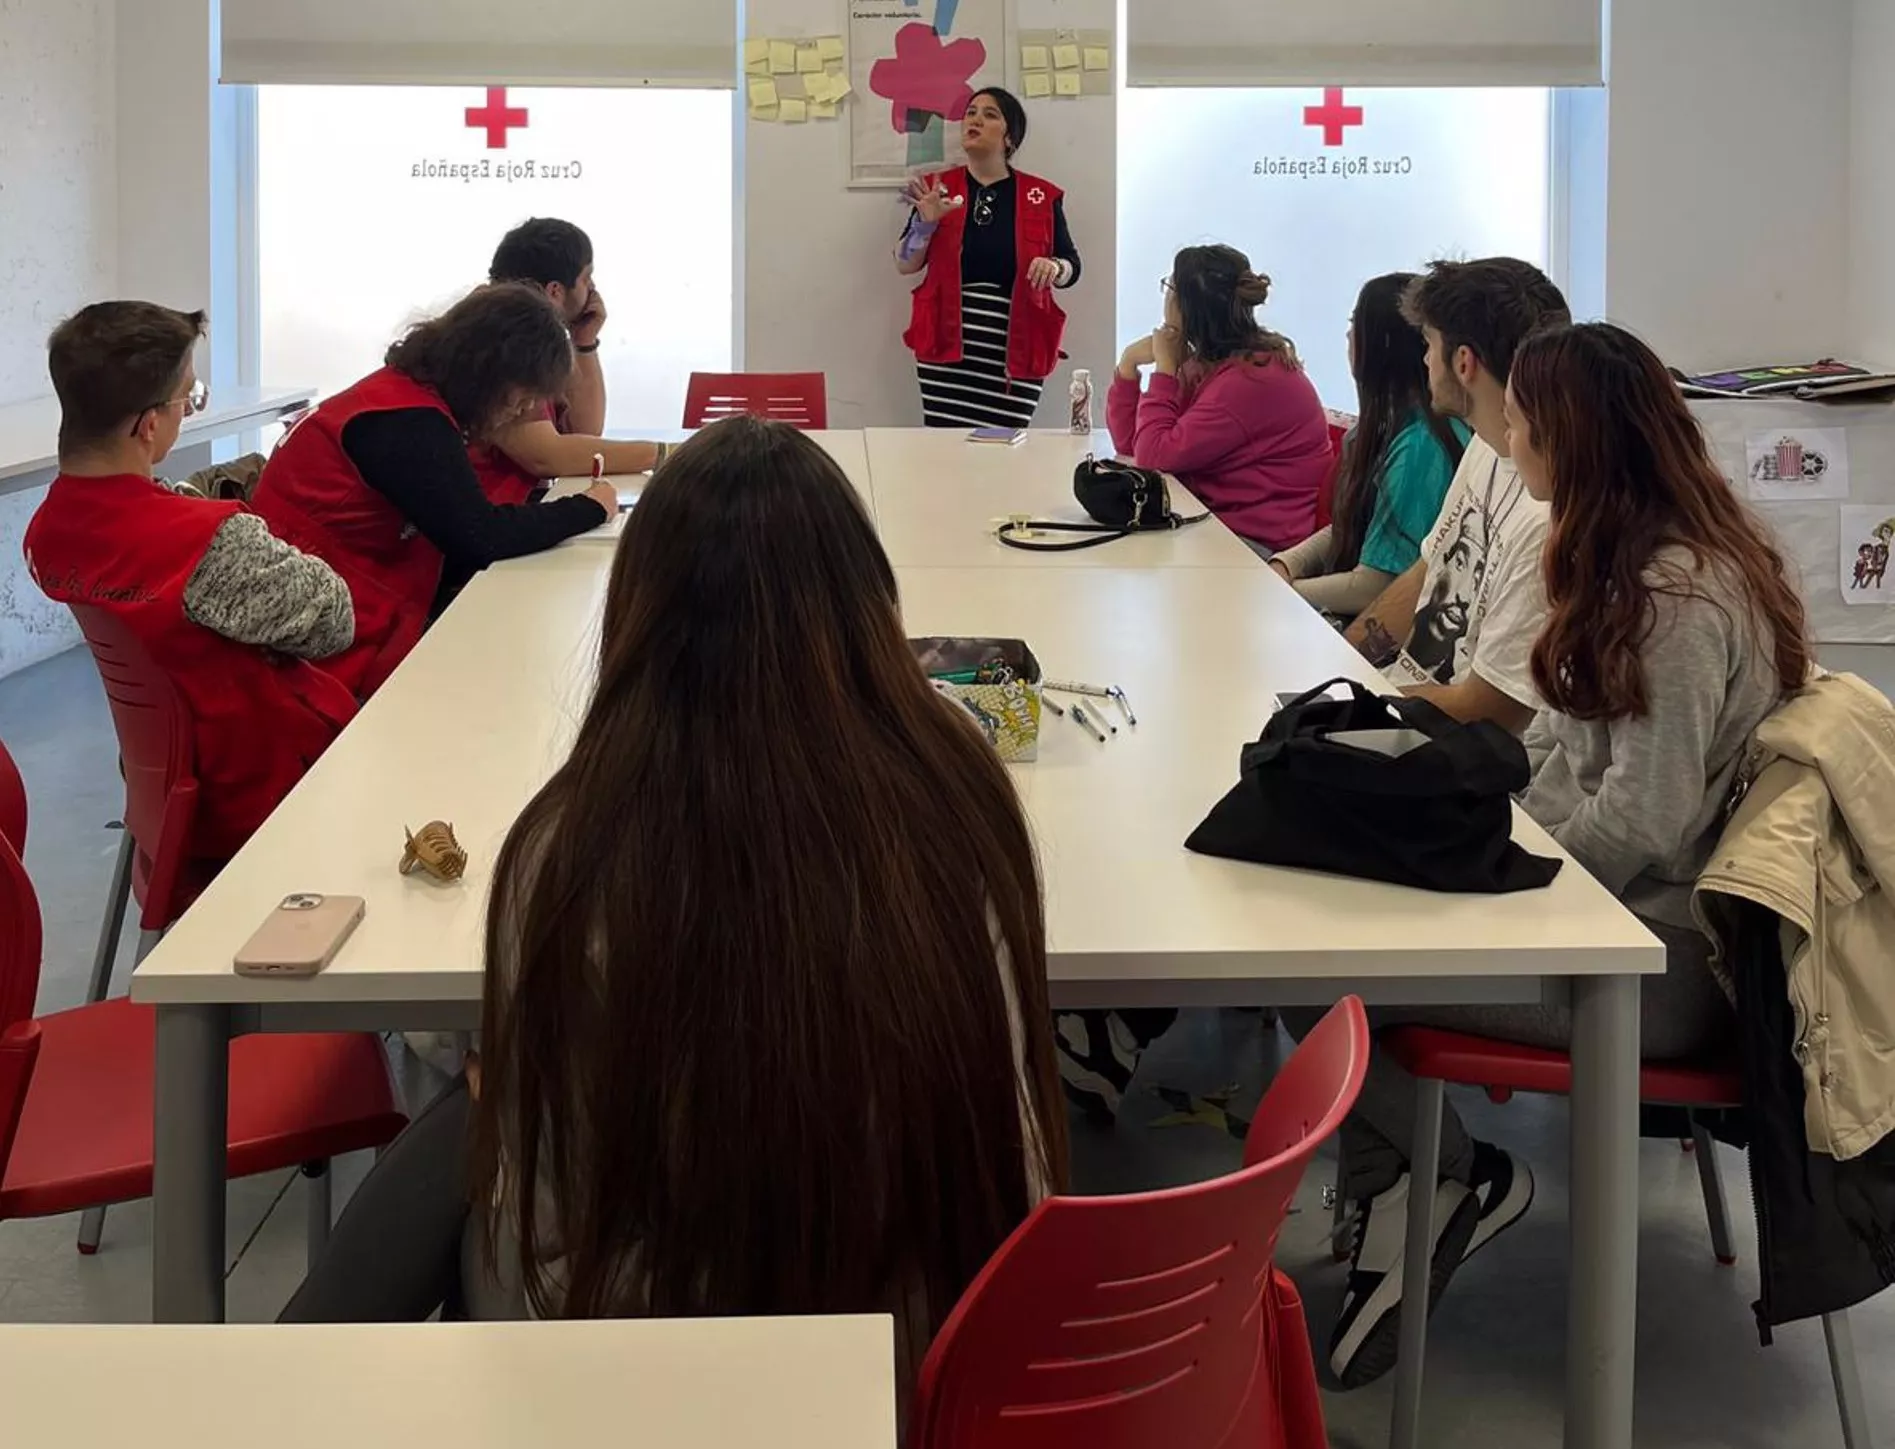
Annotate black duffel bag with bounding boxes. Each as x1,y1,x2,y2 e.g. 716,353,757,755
1185,678,1561,894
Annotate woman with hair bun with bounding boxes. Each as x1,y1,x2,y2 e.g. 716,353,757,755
1109,243,1333,554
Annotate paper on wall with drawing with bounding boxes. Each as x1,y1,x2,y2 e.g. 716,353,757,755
1746,427,1849,502
1840,506,1895,605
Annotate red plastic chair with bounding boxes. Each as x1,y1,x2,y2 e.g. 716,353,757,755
909,996,1369,1449
0,737,407,1267
1313,414,1353,533
683,372,828,430
68,604,218,1010
1380,1026,1873,1449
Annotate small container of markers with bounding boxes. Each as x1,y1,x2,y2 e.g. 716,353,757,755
911,636,1045,763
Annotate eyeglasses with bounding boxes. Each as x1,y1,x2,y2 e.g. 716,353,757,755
972,187,996,228
1160,277,1176,296
130,379,208,437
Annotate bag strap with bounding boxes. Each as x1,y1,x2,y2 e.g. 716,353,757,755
995,511,1212,553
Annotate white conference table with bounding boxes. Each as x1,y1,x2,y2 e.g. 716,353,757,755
0,1317,897,1448
0,386,316,497
133,427,1655,1449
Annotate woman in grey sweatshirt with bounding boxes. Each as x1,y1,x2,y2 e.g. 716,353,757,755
1311,322,1814,1392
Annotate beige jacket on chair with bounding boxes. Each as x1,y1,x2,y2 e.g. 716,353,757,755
1693,672,1895,1161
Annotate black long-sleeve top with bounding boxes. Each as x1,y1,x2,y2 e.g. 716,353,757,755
905,171,1082,292
340,409,607,616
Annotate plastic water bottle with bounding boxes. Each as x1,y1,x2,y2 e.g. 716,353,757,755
1069,368,1094,435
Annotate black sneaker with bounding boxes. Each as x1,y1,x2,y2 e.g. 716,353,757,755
1466,1142,1535,1258
1328,1171,1482,1390
1056,1011,1141,1123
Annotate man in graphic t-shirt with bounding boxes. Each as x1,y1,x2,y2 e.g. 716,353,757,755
1345,258,1571,732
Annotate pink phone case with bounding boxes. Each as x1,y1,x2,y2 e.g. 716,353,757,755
233,894,365,977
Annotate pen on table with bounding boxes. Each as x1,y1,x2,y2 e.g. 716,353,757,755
1041,693,1066,718
591,452,606,483
1109,686,1138,727
1044,679,1114,699
1070,704,1108,744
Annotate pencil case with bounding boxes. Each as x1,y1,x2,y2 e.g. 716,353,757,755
910,636,1044,763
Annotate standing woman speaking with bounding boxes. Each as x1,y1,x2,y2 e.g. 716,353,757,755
895,87,1081,428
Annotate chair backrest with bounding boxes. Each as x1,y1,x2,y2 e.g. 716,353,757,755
0,734,25,856
911,997,1369,1449
67,604,202,929
683,372,828,430
0,828,45,1190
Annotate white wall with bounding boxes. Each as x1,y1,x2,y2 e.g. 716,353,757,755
1849,0,1895,366
743,0,1116,428
0,0,118,676
1604,0,1852,366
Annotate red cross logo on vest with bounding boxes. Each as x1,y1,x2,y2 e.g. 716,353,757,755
466,87,529,149
1026,186,1046,205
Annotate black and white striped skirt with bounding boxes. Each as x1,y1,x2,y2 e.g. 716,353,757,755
916,283,1046,429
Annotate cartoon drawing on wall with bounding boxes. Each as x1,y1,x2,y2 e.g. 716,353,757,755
850,0,1006,187
1746,427,1849,502
1840,507,1895,605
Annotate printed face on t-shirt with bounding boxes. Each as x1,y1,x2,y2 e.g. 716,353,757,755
1408,509,1484,676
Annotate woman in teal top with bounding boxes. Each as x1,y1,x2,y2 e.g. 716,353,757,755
1272,273,1468,618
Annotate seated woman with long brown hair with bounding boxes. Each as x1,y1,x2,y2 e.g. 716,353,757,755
1295,322,1812,1392
283,418,1069,1396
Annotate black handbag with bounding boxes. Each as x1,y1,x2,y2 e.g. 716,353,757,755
996,457,1210,552
1185,678,1562,894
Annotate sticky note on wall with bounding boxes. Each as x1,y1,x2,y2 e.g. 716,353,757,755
743,39,768,73
1021,44,1049,70
1083,46,1110,71
1053,44,1081,68
1023,72,1053,98
797,46,823,73
1054,70,1082,96
817,36,846,60
769,40,797,73
811,100,839,119
781,98,809,122
748,77,780,112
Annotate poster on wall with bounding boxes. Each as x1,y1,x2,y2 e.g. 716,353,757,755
850,0,1007,188
1746,427,1850,502
1840,506,1895,605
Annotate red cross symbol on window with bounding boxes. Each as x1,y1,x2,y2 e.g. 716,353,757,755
466,87,529,149
1303,87,1363,147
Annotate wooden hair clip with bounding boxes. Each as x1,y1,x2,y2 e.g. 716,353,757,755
400,821,468,882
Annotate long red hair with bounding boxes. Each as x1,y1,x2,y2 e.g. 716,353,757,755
1513,323,1809,720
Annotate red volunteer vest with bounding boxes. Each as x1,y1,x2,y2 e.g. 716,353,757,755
904,167,1068,383
23,475,357,861
251,367,457,698
468,401,558,506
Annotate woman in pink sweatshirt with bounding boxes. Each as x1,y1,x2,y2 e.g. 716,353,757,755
1109,245,1333,553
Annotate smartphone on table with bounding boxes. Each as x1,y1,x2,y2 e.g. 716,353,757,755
968,426,1027,446
233,893,366,977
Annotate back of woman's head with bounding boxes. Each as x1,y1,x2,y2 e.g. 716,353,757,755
474,415,1066,1332
1170,243,1295,367
385,282,572,439
1330,272,1460,571
1513,323,1809,719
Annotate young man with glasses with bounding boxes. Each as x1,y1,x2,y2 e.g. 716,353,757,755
23,301,359,859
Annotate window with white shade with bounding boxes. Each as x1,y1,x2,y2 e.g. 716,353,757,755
222,0,736,88
1117,86,1554,412
256,84,733,431
1125,0,1601,87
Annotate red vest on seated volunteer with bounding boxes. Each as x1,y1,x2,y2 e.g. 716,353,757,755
251,367,456,698
468,401,557,506
903,166,1067,383
23,475,357,861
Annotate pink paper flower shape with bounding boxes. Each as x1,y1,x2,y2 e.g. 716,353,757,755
870,22,986,131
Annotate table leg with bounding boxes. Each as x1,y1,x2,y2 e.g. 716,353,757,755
1566,973,1640,1449
151,1003,230,1323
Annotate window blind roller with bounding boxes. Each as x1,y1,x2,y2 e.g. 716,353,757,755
1126,0,1603,87
220,0,737,88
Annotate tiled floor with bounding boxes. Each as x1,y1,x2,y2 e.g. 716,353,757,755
3,644,1892,1447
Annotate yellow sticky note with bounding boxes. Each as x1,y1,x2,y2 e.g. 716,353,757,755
1054,70,1082,96
1023,71,1053,98
745,57,768,76
817,35,846,60
1053,44,1081,68
801,73,828,103
1083,46,1110,71
824,72,852,100
748,77,779,110
744,38,768,66
811,99,839,119
769,40,796,73
1021,44,1050,70
797,46,823,73
781,98,809,122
